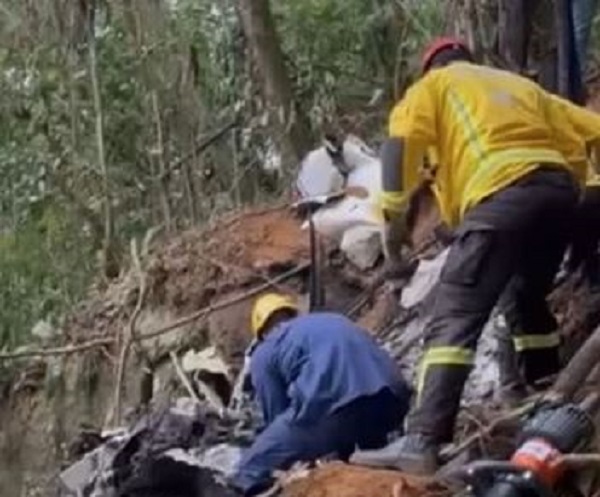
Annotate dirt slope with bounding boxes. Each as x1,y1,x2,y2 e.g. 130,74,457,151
282,463,449,497
0,206,318,496
0,205,372,496
6,82,600,495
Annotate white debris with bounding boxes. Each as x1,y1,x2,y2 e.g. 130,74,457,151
31,320,57,342
384,249,501,403
401,249,449,308
340,227,382,270
295,135,384,256
182,346,231,379
187,444,244,478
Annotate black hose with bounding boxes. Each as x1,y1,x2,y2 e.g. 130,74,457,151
307,216,324,311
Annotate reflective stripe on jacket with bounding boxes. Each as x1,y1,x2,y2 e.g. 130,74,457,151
387,62,572,227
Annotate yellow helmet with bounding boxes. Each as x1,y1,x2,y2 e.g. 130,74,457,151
251,293,298,337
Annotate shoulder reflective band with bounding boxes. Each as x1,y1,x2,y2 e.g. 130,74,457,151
416,346,475,403
448,90,486,165
463,148,566,201
512,332,560,352
378,190,407,214
447,90,568,214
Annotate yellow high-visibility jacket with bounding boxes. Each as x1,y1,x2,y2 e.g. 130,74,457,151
386,62,575,227
547,95,600,187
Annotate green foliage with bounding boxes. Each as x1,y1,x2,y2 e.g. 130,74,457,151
0,202,95,348
273,0,444,124
0,0,444,351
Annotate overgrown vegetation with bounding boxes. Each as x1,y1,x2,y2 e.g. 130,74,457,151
6,0,595,351
0,0,449,351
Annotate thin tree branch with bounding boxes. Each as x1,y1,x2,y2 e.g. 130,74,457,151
169,350,203,405
0,338,115,360
561,454,600,467
152,92,173,232
160,120,237,181
441,398,541,461
87,0,116,278
112,238,148,425
0,263,309,361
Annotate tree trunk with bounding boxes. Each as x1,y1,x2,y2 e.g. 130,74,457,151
236,0,312,170
151,92,173,233
88,0,120,279
498,0,531,72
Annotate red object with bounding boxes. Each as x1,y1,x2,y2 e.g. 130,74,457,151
510,438,566,487
421,37,470,73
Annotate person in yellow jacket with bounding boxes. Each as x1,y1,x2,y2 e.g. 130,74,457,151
351,37,584,475
549,96,600,285
495,97,600,402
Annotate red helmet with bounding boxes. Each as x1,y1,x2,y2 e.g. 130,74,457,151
421,37,471,74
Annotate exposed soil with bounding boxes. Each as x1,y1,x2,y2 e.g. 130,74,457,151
55,206,320,370
145,206,312,314
282,463,450,497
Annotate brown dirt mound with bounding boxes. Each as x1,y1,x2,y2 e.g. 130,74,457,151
145,206,311,314
63,206,311,343
282,463,450,497
0,206,319,497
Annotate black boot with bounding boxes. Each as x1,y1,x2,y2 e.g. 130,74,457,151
350,433,439,475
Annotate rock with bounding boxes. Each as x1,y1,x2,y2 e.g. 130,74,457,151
340,228,382,270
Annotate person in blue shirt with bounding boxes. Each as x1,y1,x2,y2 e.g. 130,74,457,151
231,293,411,495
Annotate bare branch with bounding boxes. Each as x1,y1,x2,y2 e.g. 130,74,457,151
160,120,237,182
0,263,309,361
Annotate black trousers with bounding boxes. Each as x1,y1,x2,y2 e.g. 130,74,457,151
408,167,579,444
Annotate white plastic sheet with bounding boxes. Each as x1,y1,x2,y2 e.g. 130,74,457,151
295,136,384,268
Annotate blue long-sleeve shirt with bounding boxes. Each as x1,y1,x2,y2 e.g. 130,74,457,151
249,312,408,425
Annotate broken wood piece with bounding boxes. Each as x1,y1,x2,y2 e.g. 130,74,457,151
169,350,204,406
170,350,227,415
552,324,600,401
441,397,541,462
